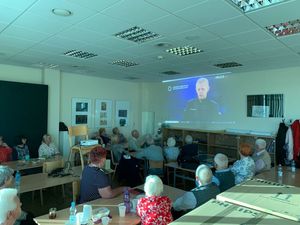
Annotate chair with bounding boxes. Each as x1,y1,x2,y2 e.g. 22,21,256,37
110,149,119,180
33,158,65,205
145,160,164,178
68,125,90,170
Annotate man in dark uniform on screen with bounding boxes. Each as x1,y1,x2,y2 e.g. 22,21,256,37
184,78,220,121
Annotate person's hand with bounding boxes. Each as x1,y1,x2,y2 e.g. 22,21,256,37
3,211,18,225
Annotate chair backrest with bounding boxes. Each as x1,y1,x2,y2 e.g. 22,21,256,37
68,125,89,147
149,160,164,169
110,149,118,166
43,159,64,173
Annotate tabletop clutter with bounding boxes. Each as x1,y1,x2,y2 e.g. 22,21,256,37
61,187,144,225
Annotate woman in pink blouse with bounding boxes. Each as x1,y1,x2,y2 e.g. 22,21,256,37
137,175,172,225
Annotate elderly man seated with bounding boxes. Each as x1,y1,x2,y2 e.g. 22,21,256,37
128,129,144,152
252,139,271,174
0,166,37,225
0,188,22,225
131,134,164,175
212,153,235,192
173,164,220,213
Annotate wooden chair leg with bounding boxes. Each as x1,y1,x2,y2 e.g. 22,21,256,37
112,165,118,180
61,184,65,198
40,189,44,205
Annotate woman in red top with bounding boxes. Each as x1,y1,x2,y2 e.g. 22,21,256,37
0,136,12,163
137,175,172,225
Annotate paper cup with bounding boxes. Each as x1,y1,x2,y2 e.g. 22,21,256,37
101,216,110,225
130,199,138,213
118,203,126,217
76,212,83,225
82,204,92,221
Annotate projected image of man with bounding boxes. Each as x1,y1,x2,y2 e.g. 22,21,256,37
184,78,220,121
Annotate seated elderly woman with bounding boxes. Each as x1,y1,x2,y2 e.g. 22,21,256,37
173,164,220,212
252,139,271,174
98,128,111,146
212,153,235,192
137,175,172,225
0,166,14,189
231,143,256,184
0,188,22,225
79,146,125,203
0,166,36,225
112,127,127,145
164,137,179,162
13,136,30,161
38,134,60,158
110,134,126,163
0,136,12,163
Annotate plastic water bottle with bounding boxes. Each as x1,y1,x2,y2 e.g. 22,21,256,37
278,164,283,177
123,188,131,214
15,170,21,192
291,160,296,173
68,201,77,225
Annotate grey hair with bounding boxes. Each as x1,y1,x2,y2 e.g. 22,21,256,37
145,134,154,145
185,135,193,144
0,188,18,224
195,164,213,185
167,137,176,147
0,166,14,188
144,175,163,197
214,153,228,169
255,139,266,150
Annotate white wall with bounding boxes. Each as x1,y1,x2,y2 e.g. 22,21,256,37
141,66,300,135
60,72,142,137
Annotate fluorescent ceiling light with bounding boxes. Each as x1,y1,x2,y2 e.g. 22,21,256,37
266,19,300,37
111,60,139,67
114,26,160,43
229,0,287,13
166,46,203,56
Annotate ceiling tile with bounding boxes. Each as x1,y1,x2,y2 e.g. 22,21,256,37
203,15,258,37
278,33,300,46
224,29,274,45
25,0,98,24
77,13,132,36
0,0,38,11
175,0,241,27
66,0,122,12
144,0,208,13
247,0,300,27
101,0,168,24
142,15,197,36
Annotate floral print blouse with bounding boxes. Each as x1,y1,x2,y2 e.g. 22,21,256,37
137,196,173,225
231,156,255,184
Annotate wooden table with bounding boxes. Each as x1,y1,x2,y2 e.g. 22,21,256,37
2,156,63,173
35,184,185,225
217,178,300,222
169,198,300,225
20,166,82,204
255,166,300,187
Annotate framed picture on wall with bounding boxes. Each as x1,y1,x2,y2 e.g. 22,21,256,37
115,101,129,127
95,99,113,128
71,98,92,127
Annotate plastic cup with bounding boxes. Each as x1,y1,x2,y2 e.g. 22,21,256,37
101,216,110,225
82,204,92,221
130,199,138,213
48,208,57,219
118,203,126,217
76,212,83,225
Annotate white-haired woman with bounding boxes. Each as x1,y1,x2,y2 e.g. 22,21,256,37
137,175,172,225
164,137,179,162
0,188,22,225
38,134,59,158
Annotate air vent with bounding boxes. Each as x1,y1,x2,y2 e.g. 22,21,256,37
166,46,203,56
63,50,97,59
162,71,181,75
214,62,242,68
114,26,160,43
111,60,139,67
125,76,139,80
